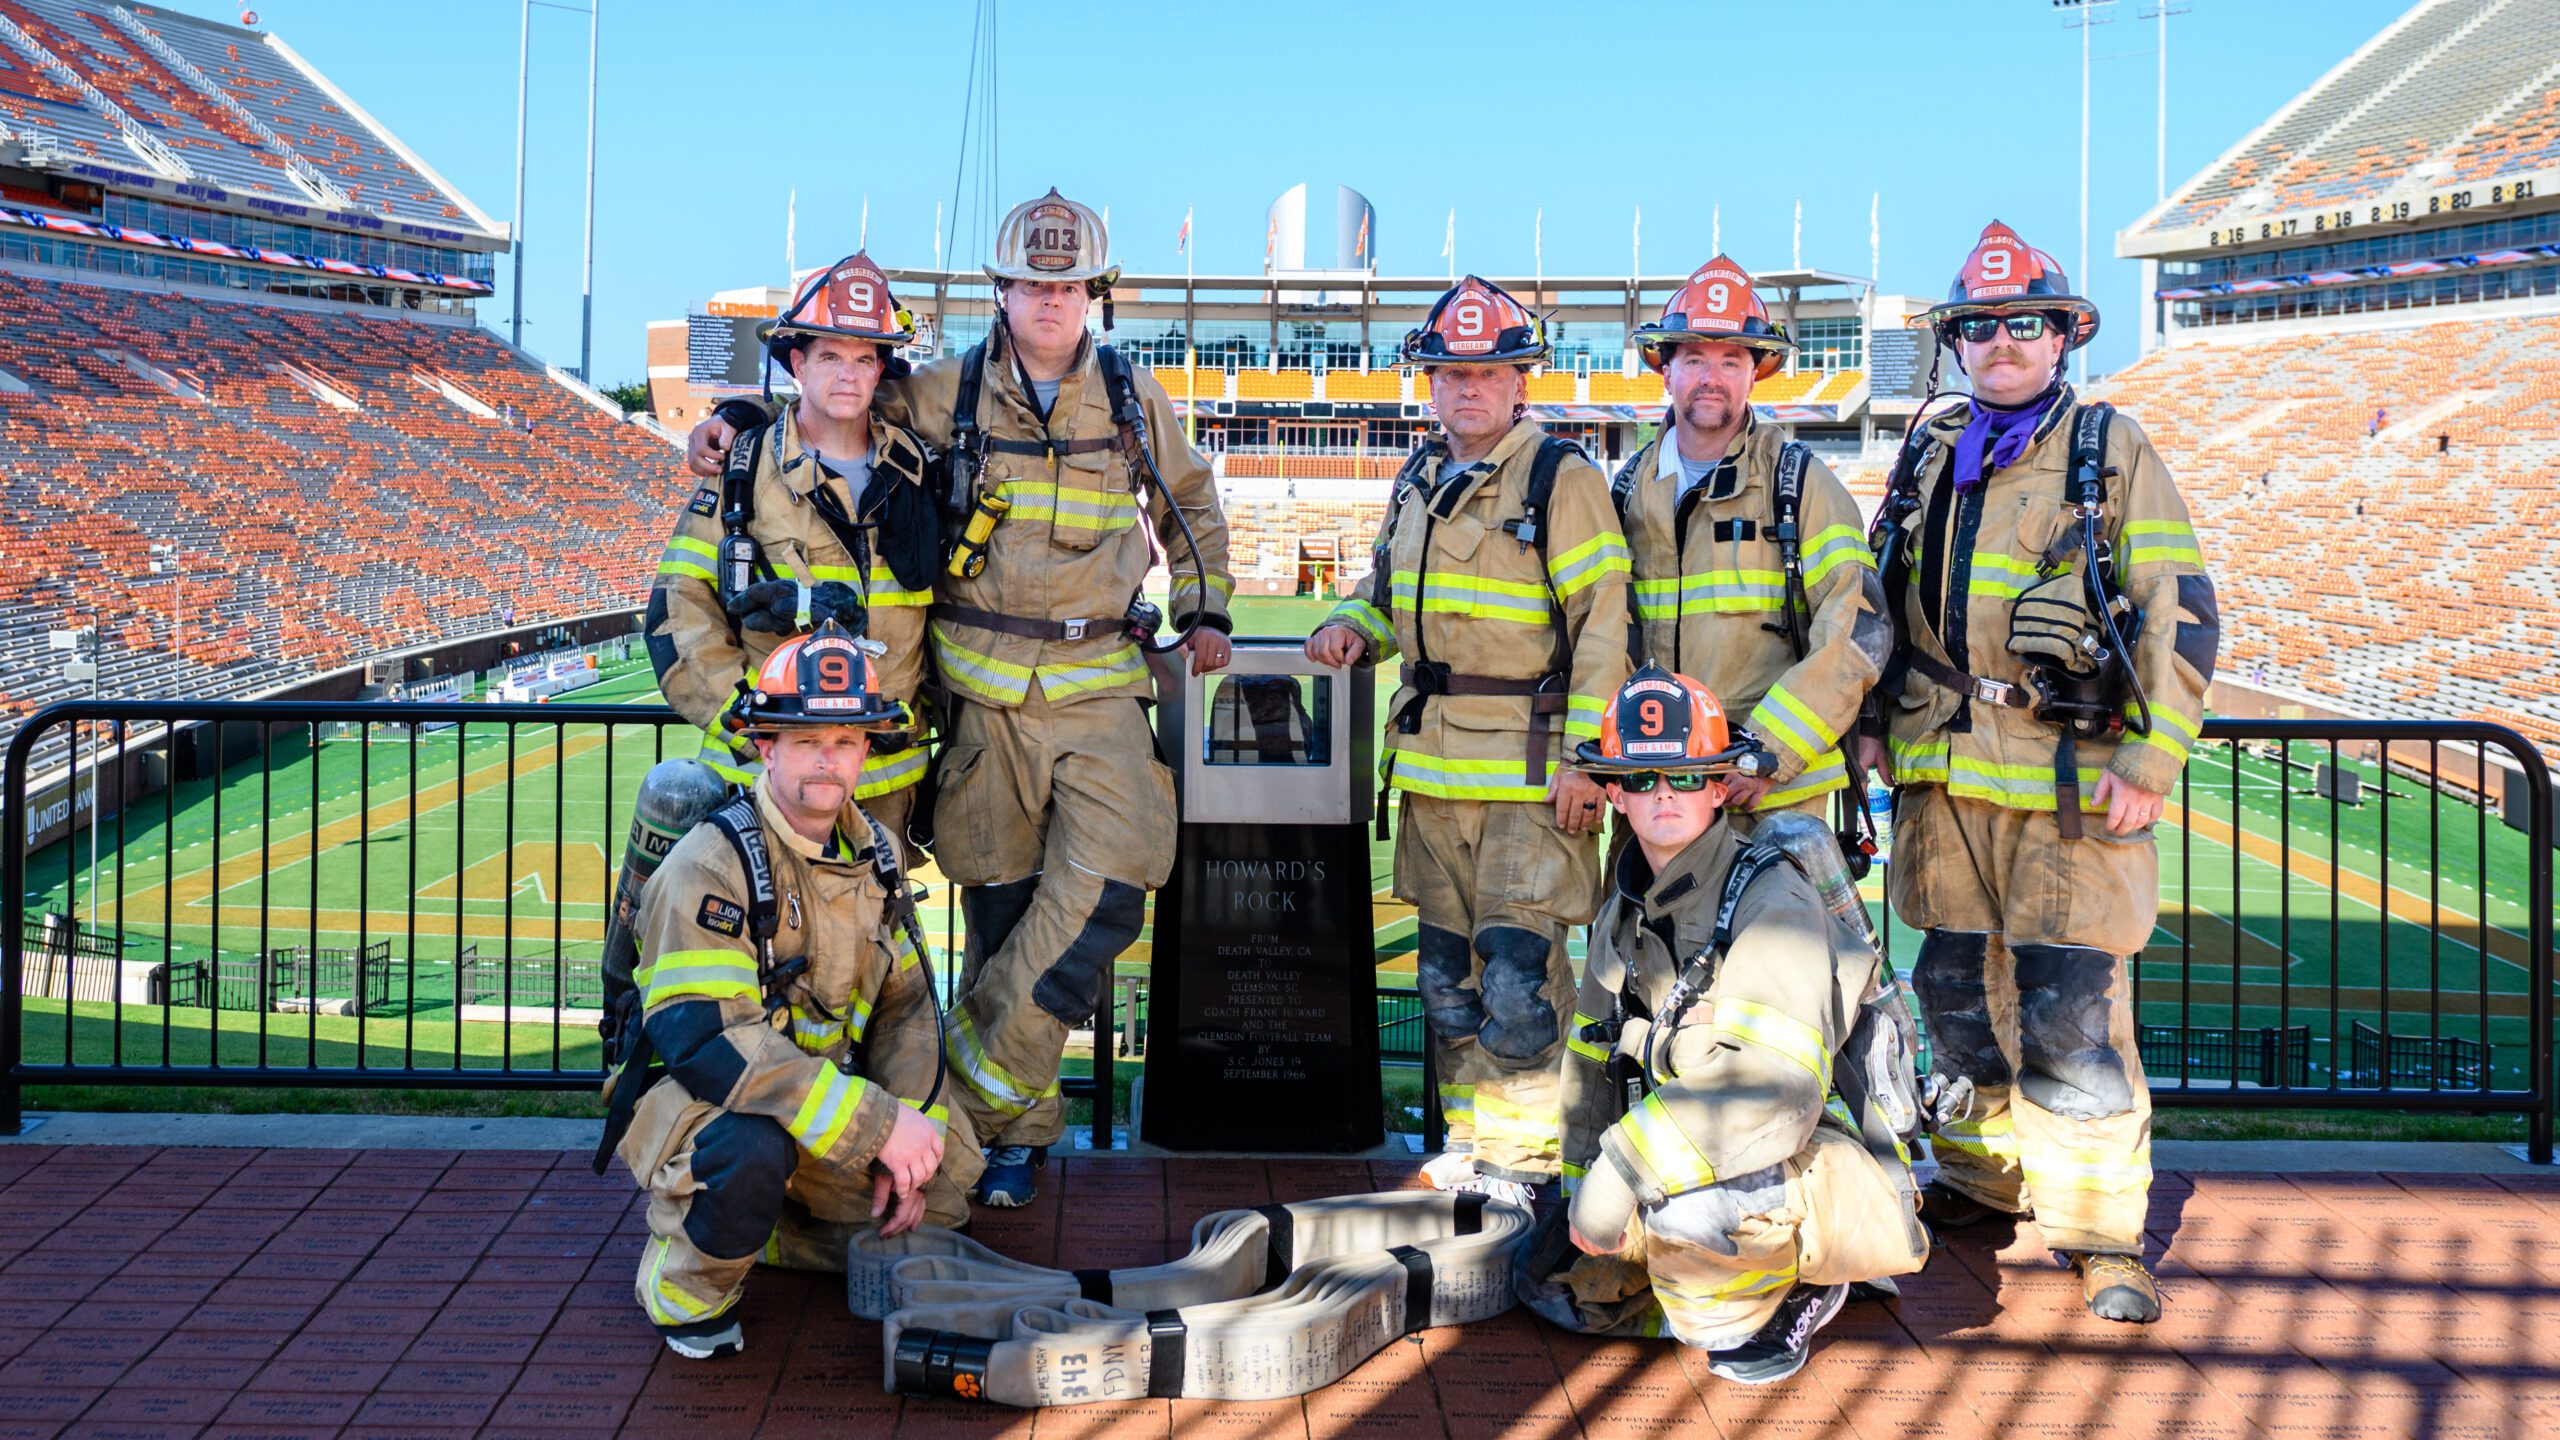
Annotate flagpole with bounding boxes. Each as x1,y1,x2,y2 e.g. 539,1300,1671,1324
1182,207,1196,445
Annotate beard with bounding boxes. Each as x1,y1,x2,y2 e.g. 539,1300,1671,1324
1678,388,1738,431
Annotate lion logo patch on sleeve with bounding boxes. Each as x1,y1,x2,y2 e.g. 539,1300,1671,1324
696,896,747,938
688,487,719,518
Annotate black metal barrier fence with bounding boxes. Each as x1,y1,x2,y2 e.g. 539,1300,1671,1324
4,703,2553,1164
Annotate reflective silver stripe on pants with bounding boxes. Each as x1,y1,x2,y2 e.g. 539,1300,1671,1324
849,1189,1530,1405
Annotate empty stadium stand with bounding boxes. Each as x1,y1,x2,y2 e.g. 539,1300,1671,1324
0,0,487,228
2093,311,2560,752
2134,0,2554,238
0,268,678,761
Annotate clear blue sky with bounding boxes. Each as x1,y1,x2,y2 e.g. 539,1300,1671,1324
177,0,2415,384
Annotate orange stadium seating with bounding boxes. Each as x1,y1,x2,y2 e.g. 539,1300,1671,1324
2093,311,2560,753
0,270,680,754
1324,370,1402,402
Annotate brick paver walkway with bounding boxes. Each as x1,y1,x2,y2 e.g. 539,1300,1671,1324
2,1143,2556,1438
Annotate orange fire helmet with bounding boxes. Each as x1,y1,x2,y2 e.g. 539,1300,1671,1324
738,619,904,732
1572,662,1771,777
1401,275,1549,367
1635,255,1794,379
764,251,916,369
1923,220,2099,351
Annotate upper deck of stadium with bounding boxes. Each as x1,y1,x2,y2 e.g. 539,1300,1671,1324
0,0,499,242
2120,0,2560,349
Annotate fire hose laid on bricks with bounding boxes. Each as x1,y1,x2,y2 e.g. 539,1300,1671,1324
848,1189,1532,1405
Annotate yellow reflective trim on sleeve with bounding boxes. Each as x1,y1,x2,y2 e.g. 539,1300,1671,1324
1758,756,1849,809
1748,685,1838,765
637,950,760,1005
2122,520,2195,538
1328,599,1394,652
1547,531,1632,599
1711,997,1832,1091
1799,525,1874,589
1565,694,1604,741
1620,1092,1718,1192
852,743,929,799
787,1065,868,1160
2127,546,2203,567
1567,1011,1610,1065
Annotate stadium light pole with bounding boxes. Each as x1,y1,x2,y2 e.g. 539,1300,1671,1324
2056,0,2115,385
578,0,597,382
510,0,529,349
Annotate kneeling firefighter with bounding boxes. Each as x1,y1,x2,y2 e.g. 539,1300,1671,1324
1306,276,1633,1203
1861,221,2219,1324
600,254,943,1092
700,190,1238,1207
1521,664,1928,1387
597,620,979,1360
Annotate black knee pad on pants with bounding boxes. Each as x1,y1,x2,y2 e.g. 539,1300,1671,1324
1031,878,1146,1026
685,1112,796,1260
1414,924,1484,1042
2012,943,2135,1121
1475,926,1559,1062
1912,929,2011,1088
963,878,1042,968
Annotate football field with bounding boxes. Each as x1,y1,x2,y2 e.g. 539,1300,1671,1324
18,596,2550,1094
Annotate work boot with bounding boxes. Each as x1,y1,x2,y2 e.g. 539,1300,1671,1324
1917,1181,2008,1231
972,1145,1045,1208
2065,1251,2162,1324
657,1315,745,1360
1707,1281,1848,1386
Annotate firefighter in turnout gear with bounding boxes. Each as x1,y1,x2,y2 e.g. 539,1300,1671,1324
1307,276,1633,1199
645,252,940,848
1614,256,1890,821
1861,221,2218,1324
1520,666,1927,1385
609,621,978,1361
691,189,1236,1208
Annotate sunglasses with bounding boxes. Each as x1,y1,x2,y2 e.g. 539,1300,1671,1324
1952,313,2056,343
1614,770,1714,793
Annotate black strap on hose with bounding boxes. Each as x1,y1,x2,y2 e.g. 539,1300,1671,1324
1389,1244,1434,1336
1256,1203,1295,1290
1145,1311,1187,1398
892,1329,996,1400
1453,1191,1488,1235
1074,1268,1113,1304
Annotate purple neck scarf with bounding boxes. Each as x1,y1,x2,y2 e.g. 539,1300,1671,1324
1952,387,2061,493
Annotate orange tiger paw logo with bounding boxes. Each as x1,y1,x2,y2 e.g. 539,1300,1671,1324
952,1373,982,1400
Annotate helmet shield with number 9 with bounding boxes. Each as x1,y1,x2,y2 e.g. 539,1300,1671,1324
1635,255,1794,379
1572,662,1768,776
763,251,916,370
741,618,904,732
1402,275,1549,367
1922,220,2099,351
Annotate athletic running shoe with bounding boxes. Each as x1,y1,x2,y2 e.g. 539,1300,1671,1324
657,1315,744,1360
972,1145,1045,1208
1707,1281,1848,1386
1420,1152,1536,1209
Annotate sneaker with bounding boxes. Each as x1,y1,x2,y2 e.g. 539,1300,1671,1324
1846,1276,1899,1304
1707,1282,1847,1386
657,1315,744,1360
1917,1181,2009,1232
1419,1152,1535,1209
971,1145,1045,1208
2065,1251,2162,1324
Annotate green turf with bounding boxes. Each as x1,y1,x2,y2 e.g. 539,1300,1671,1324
15,597,2551,1115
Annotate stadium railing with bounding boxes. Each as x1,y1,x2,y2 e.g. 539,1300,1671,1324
4,704,2552,1163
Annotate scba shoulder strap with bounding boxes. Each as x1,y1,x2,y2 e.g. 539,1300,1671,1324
1770,440,1813,660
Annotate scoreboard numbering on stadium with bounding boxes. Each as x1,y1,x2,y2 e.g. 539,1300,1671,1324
2206,178,2537,249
